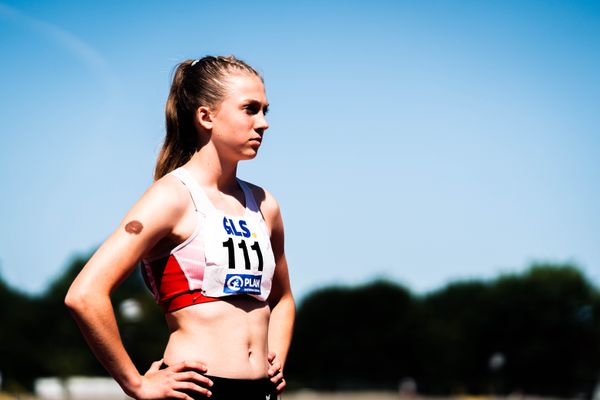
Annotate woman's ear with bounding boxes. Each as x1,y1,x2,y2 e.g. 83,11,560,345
195,106,213,130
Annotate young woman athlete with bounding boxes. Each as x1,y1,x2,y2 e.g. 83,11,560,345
65,55,295,399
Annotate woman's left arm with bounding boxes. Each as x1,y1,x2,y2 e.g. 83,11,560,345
262,191,295,391
268,252,295,367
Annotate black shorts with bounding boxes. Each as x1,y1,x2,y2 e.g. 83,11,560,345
160,363,278,400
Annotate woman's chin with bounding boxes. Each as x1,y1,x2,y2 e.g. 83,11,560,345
240,149,260,160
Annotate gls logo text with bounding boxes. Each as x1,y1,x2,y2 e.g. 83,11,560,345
223,217,251,238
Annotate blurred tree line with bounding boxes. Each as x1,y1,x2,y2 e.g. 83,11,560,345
287,265,600,396
1,257,599,397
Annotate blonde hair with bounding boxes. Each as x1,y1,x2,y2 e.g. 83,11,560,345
154,55,262,180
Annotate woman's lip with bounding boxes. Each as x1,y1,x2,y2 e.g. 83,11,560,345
248,138,262,148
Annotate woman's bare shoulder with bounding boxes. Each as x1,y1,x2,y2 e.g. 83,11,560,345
123,172,191,232
145,173,189,205
243,180,281,225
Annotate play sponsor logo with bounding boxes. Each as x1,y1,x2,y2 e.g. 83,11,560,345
224,274,262,295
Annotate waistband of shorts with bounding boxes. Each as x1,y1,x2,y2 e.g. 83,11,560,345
160,362,275,391
205,375,273,388
159,362,271,384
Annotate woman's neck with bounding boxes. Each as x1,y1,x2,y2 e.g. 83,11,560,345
185,144,239,192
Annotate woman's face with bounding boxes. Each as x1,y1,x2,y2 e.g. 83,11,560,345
209,73,269,161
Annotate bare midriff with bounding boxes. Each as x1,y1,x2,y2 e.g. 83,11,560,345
163,296,271,379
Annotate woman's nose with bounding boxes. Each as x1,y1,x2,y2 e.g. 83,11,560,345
255,113,269,132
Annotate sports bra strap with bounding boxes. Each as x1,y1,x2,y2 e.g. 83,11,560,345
237,179,260,214
171,167,262,218
169,167,212,213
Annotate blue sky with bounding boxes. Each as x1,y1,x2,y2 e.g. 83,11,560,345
1,0,599,300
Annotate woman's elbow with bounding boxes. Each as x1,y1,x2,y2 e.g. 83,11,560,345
65,283,97,313
64,285,84,311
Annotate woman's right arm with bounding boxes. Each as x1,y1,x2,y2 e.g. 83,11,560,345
65,177,212,399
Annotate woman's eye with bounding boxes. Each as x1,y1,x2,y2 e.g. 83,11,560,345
245,106,258,114
244,104,268,115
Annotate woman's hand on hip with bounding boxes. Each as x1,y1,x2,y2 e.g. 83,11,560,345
268,352,286,394
132,359,213,399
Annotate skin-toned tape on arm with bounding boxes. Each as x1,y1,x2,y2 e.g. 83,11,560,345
124,220,144,235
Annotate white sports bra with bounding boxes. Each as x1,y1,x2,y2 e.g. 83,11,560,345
141,167,276,312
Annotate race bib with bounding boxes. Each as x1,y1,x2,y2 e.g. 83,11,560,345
201,212,274,300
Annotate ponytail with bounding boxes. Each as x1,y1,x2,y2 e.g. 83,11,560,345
154,61,197,180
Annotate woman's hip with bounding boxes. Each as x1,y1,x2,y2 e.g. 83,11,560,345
160,363,277,400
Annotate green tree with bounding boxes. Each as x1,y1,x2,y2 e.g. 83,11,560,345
418,280,492,393
0,272,39,391
287,280,419,390
483,265,600,396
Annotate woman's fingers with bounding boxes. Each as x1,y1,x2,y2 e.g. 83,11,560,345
268,360,281,378
267,355,286,395
275,377,286,393
139,360,213,399
171,360,208,373
175,371,214,387
269,366,286,394
267,351,286,393
269,369,283,383
146,359,164,374
172,381,213,397
169,361,213,398
268,356,286,393
167,389,195,400
136,360,214,400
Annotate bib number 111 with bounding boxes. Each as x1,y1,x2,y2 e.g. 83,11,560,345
222,238,263,271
